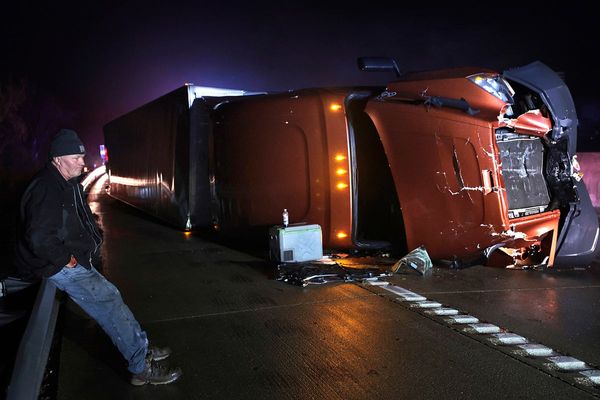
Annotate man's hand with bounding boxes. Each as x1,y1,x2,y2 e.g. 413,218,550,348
66,255,77,268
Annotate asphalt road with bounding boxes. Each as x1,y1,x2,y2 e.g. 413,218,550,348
55,176,600,399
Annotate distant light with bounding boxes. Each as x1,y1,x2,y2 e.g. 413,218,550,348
336,182,348,190
336,231,348,239
99,144,108,162
330,103,342,112
81,165,106,191
334,154,346,162
336,168,347,176
183,231,192,237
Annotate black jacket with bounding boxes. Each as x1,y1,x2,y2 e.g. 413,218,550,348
15,163,103,280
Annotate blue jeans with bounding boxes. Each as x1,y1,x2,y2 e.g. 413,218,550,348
48,265,148,374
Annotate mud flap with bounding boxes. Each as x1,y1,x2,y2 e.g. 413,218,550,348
554,180,600,266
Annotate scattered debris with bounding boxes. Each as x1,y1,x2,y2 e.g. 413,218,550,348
390,246,433,275
276,247,437,287
276,257,392,287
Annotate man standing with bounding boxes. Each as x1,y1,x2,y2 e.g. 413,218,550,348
15,129,182,386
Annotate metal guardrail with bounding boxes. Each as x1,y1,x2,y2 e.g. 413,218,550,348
6,279,60,400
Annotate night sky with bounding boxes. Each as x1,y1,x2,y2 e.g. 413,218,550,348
2,1,599,166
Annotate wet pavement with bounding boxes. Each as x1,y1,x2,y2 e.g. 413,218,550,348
56,175,600,399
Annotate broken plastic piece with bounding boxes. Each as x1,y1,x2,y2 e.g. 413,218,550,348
497,109,552,134
391,246,433,275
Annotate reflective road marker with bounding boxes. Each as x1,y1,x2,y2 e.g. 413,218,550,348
411,301,442,309
368,281,600,390
490,333,528,345
467,323,501,334
447,315,479,324
380,285,426,301
579,370,600,385
516,344,554,357
425,307,459,316
547,356,588,371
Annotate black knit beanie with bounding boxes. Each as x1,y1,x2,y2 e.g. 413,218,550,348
49,129,86,157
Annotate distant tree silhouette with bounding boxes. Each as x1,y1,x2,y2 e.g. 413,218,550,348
0,77,74,275
1,78,74,190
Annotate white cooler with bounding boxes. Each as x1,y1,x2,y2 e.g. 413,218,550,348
269,224,323,262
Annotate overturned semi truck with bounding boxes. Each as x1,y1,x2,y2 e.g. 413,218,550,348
104,59,599,268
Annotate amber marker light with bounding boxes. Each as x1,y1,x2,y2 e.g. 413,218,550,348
183,231,192,238
334,154,346,162
336,182,348,190
336,168,347,175
336,231,348,239
329,103,342,112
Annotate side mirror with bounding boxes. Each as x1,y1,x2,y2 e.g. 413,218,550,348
357,57,401,77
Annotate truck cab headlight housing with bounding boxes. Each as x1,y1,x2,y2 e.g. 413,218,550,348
468,73,515,104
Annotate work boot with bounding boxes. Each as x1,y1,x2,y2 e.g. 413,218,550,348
148,345,172,361
131,360,182,386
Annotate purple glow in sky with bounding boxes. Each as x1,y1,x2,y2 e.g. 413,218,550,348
2,1,598,165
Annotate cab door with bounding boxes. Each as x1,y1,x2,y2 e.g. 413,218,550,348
365,101,505,261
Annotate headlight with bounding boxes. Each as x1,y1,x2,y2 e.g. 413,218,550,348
467,73,515,103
